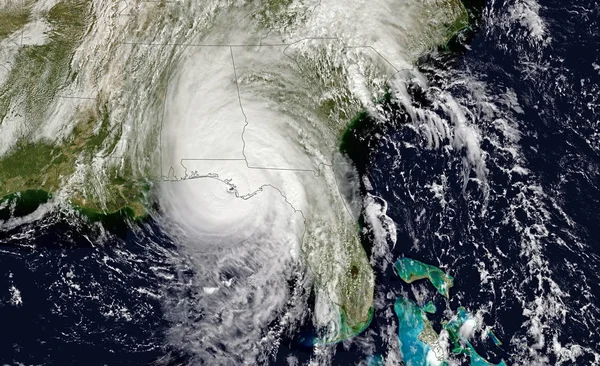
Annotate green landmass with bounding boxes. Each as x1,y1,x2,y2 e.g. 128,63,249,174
333,0,495,359
0,189,144,228
304,221,374,344
0,0,474,224
0,0,148,219
443,307,508,366
0,0,91,122
329,0,473,343
342,305,374,338
253,0,308,30
392,263,507,366
395,257,455,298
395,297,444,364
0,101,149,219
336,246,375,339
0,1,32,40
0,189,50,221
418,0,470,50
314,306,374,345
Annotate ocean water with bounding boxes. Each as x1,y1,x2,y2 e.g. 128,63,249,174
0,0,599,365
323,0,600,364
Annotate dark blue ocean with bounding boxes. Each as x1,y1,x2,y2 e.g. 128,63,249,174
0,0,598,365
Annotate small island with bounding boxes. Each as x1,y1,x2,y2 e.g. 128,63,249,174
392,257,507,365
394,257,455,298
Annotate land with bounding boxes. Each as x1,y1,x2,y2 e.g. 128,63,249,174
0,0,147,219
394,257,455,298
0,0,471,220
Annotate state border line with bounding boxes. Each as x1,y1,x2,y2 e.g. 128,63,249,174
34,37,409,179
152,36,408,180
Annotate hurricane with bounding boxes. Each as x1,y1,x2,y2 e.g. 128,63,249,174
0,0,598,365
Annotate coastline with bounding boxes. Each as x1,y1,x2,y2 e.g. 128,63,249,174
0,188,148,224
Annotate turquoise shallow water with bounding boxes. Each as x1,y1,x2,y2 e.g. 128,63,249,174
394,258,454,298
392,258,507,366
394,297,433,366
443,307,507,366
